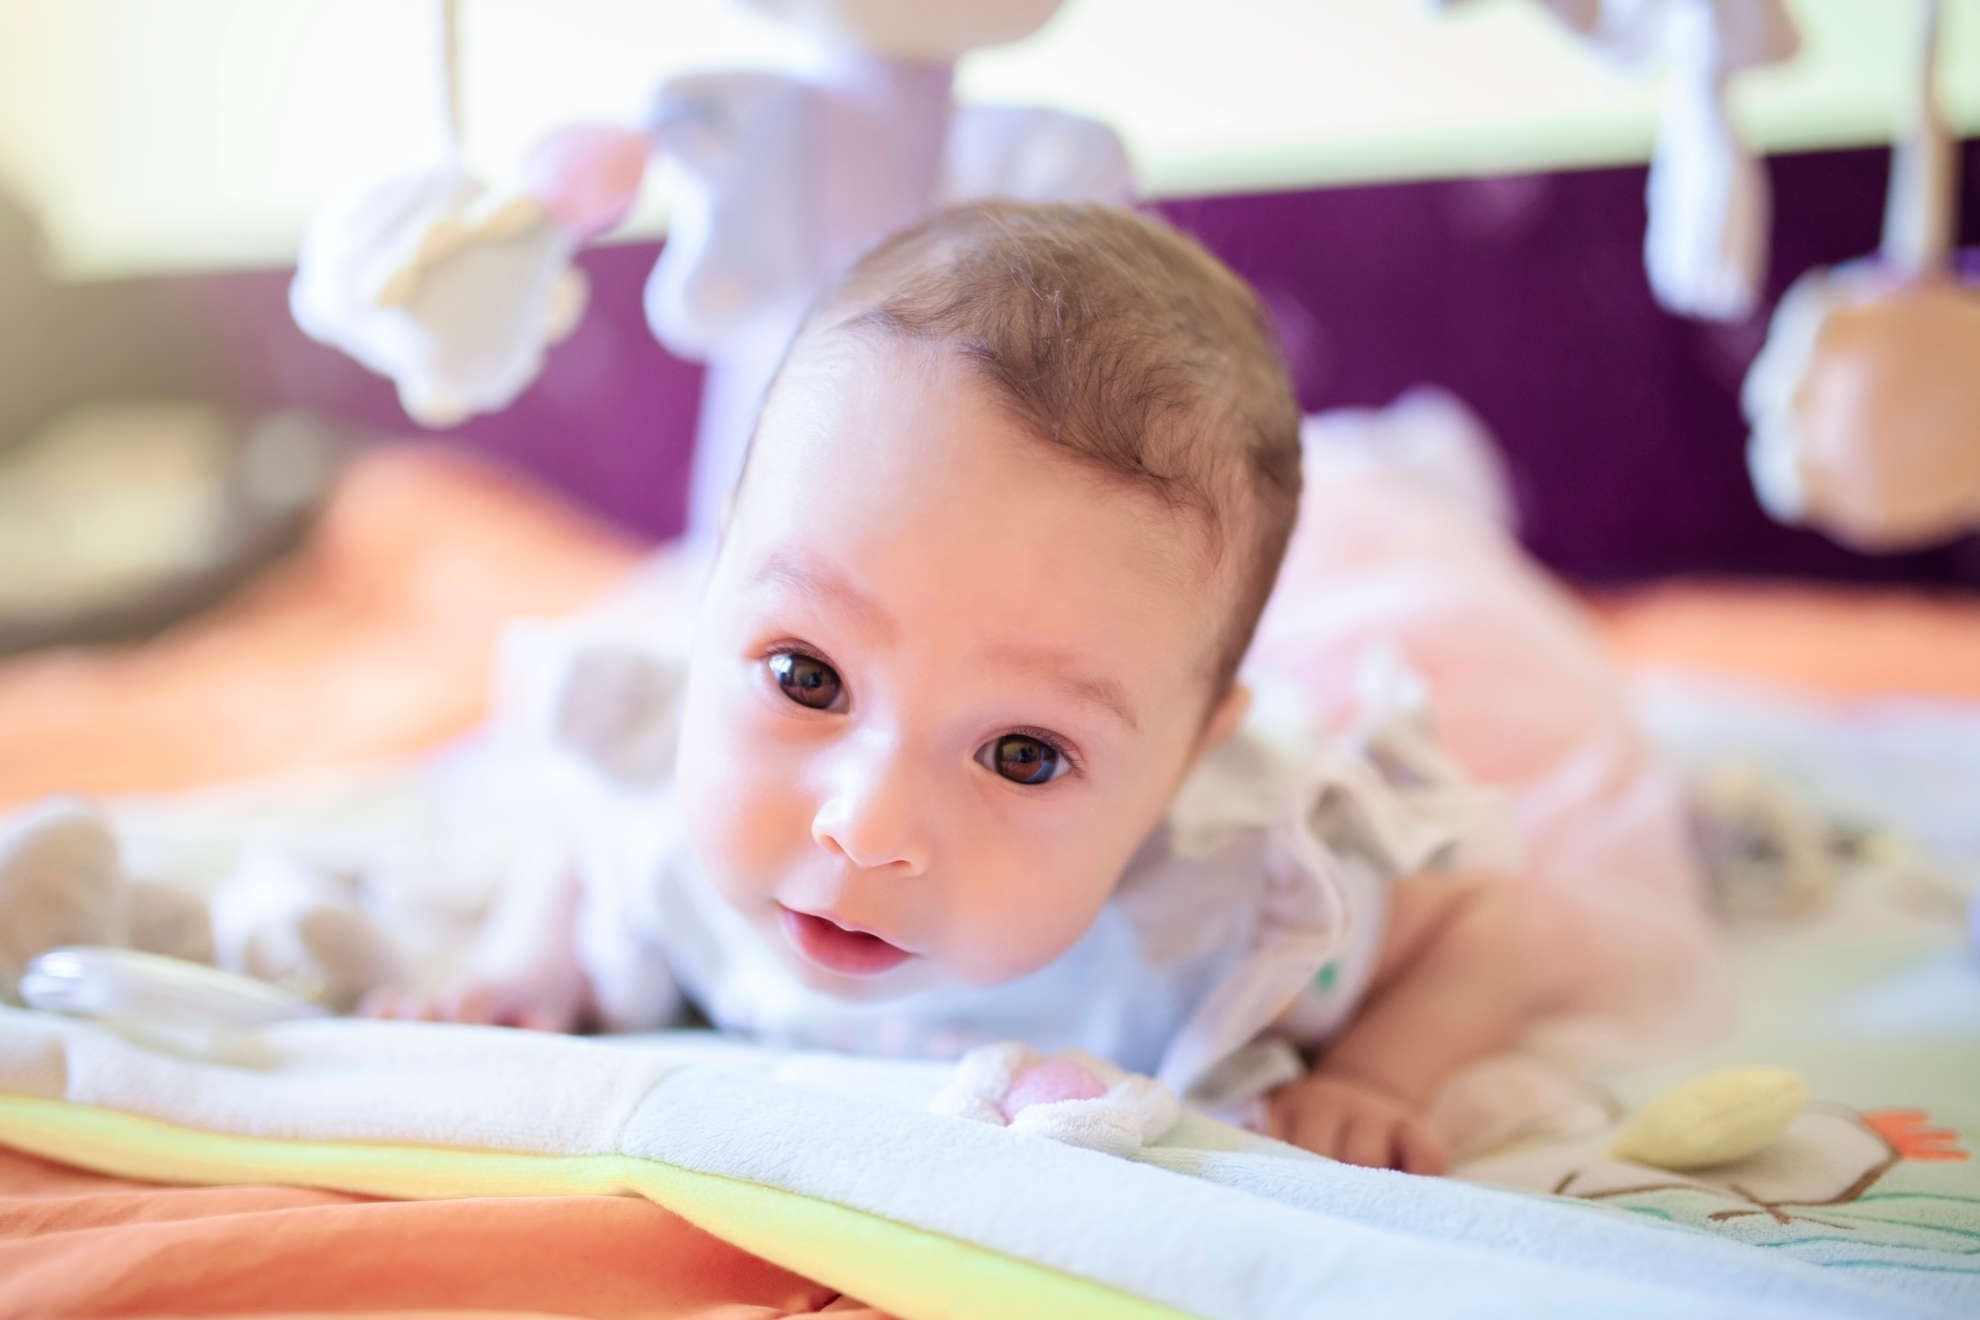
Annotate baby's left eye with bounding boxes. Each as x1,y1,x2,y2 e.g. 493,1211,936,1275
768,651,844,711
978,733,1070,786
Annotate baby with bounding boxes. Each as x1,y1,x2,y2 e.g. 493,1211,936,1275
341,201,1575,1174
3,206,1639,1179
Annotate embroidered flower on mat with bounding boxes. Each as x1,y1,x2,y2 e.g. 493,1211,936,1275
1863,1109,1971,1162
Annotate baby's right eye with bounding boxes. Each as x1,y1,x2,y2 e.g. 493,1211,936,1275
768,651,844,711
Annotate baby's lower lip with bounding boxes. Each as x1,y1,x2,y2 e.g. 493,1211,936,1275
778,906,914,977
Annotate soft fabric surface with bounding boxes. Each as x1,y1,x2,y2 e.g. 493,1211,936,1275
0,1144,885,1319
0,895,1973,1320
1462,880,1978,1284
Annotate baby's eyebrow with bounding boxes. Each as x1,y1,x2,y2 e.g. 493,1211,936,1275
983,643,1139,733
749,551,899,642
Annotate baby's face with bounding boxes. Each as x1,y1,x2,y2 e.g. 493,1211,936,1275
675,339,1242,1000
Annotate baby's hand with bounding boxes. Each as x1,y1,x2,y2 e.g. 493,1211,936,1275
1266,1070,1446,1175
359,971,585,1033
360,865,591,1032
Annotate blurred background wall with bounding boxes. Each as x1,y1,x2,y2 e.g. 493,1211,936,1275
2,0,1977,578
4,0,1977,280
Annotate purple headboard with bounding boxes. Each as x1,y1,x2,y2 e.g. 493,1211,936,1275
85,139,1980,585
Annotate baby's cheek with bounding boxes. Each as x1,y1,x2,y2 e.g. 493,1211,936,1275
945,844,1121,986
676,712,807,904
946,774,1182,986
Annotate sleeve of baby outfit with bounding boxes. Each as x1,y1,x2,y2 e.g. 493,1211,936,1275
1154,660,1510,1113
1272,653,1517,1048
488,618,685,786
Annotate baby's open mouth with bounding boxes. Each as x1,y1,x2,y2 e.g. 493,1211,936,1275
778,905,914,977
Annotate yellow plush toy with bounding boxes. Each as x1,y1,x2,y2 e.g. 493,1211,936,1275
1610,1067,1809,1172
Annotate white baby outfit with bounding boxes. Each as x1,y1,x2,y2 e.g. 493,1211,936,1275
495,618,1511,1114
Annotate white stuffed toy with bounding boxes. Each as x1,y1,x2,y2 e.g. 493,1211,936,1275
289,3,597,429
290,171,588,429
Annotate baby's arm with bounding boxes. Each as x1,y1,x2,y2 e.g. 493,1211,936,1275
362,863,592,1031
1268,872,1570,1173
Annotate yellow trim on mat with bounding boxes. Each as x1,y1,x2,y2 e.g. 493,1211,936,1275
0,1094,1184,1320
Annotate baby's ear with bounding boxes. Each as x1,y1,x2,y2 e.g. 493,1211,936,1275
1196,681,1251,759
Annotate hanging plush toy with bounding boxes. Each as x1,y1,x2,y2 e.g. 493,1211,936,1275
1430,0,1798,321
289,2,596,431
1742,0,1980,554
291,0,1133,534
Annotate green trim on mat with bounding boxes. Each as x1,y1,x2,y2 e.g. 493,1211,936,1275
0,1095,1185,1320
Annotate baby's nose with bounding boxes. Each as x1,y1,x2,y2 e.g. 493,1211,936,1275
811,753,930,877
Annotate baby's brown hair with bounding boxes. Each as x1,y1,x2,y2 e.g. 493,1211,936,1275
762,201,1303,697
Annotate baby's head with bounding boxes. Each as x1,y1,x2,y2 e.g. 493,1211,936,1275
676,201,1301,998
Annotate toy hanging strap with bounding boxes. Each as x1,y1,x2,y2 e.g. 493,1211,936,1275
1881,0,1954,278
429,0,464,165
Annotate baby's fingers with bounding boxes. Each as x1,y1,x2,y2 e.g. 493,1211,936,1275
1338,1112,1402,1170
357,987,419,1019
359,985,487,1024
1269,1088,1343,1158
439,982,505,1024
1396,1118,1447,1177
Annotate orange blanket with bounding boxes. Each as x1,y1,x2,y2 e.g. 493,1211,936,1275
1590,580,1980,700
0,1144,885,1319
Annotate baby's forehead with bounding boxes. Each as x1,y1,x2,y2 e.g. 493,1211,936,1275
757,337,1223,536
809,330,1240,526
